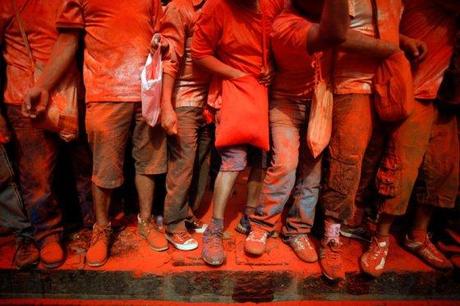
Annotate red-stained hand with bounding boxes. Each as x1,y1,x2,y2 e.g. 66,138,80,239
150,33,170,54
401,37,428,63
22,86,50,119
161,107,178,136
258,65,274,87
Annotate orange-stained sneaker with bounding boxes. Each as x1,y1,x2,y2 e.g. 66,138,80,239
286,234,318,263
360,236,389,278
245,229,269,256
86,223,112,267
319,238,345,281
166,231,198,251
40,239,65,269
404,234,452,270
138,215,168,252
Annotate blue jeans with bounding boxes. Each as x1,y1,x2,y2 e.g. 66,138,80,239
0,144,33,239
249,96,322,237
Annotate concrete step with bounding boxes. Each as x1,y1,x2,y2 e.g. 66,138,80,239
1,219,459,303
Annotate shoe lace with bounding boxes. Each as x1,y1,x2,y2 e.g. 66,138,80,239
175,231,191,242
91,226,110,245
248,230,267,242
369,238,387,260
293,235,310,251
326,239,342,260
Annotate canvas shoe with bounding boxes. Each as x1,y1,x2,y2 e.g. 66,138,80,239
166,231,198,251
245,229,269,256
360,236,389,278
202,221,225,266
286,234,318,263
319,238,345,281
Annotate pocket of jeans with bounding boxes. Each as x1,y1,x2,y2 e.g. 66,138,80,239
327,155,359,195
376,153,401,198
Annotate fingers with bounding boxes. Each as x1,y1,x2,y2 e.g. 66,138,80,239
35,90,50,116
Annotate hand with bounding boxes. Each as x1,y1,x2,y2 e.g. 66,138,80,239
22,86,50,119
258,65,274,87
401,37,428,63
161,107,178,136
0,115,11,144
229,69,247,80
150,33,169,54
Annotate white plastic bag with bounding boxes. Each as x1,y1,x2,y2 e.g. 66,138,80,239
307,54,333,158
141,47,162,127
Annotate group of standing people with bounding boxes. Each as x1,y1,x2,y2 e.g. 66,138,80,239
0,0,458,283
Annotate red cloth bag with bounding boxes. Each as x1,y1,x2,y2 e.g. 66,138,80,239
215,75,269,151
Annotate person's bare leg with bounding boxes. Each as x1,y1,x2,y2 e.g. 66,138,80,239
136,174,155,221
376,213,395,238
246,167,265,213
212,171,240,219
92,184,112,226
410,205,432,240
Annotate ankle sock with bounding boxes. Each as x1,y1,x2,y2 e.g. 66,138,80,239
324,219,341,243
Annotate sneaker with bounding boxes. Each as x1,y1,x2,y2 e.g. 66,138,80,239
360,236,389,278
166,231,198,251
286,234,318,263
138,215,168,252
404,234,453,270
202,221,225,266
40,239,65,269
14,237,39,269
340,224,371,242
185,219,208,234
86,223,112,267
235,214,251,235
319,238,345,281
245,229,269,256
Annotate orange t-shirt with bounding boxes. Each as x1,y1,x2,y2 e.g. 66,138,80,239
56,0,162,103
191,0,284,76
334,0,402,95
0,0,61,105
191,0,284,108
270,7,314,101
400,0,457,100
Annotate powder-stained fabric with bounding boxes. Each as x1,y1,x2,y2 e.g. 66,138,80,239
56,0,163,103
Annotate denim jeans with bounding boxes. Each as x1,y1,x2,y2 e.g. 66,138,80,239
250,96,322,237
0,144,32,239
164,107,212,233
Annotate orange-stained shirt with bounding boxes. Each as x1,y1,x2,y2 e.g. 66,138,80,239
334,0,402,95
160,0,211,108
191,0,284,108
270,7,314,102
56,0,163,103
400,0,457,100
0,0,61,105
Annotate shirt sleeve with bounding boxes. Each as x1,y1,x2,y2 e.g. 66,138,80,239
160,2,186,78
271,14,310,57
56,0,85,31
191,0,222,60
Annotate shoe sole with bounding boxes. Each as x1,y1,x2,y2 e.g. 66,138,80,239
202,255,225,266
43,260,64,269
235,224,250,235
340,230,370,242
166,236,198,251
16,260,39,270
150,245,169,252
86,258,108,268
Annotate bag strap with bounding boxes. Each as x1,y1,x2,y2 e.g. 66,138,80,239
12,0,35,69
260,0,268,70
370,0,381,39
